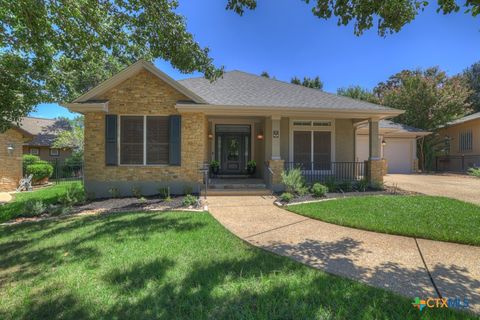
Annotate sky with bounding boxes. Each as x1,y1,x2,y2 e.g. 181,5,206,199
31,0,480,119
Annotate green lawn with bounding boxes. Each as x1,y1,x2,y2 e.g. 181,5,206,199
288,195,480,246
0,211,471,319
0,182,81,223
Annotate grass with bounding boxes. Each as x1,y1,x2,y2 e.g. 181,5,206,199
0,181,81,223
288,195,480,246
0,211,472,319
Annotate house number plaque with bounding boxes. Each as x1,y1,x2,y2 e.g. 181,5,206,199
273,130,279,138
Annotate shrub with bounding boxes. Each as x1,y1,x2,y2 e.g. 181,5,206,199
311,183,328,197
131,186,142,198
23,200,47,217
48,204,72,216
281,168,308,195
280,192,294,203
158,186,170,199
108,187,121,198
355,179,369,192
26,162,54,181
337,181,353,192
59,183,86,206
324,177,337,193
468,167,480,178
183,184,194,195
182,194,198,207
23,154,40,172
370,181,385,191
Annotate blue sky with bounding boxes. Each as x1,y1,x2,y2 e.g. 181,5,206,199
31,0,480,119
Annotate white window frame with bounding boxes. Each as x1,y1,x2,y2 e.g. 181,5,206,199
49,148,60,156
29,147,39,155
459,129,473,153
117,115,170,166
289,119,335,173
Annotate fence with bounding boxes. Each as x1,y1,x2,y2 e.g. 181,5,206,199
435,155,480,172
284,161,365,184
23,159,84,184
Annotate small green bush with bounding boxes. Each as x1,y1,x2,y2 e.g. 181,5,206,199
337,181,353,192
108,187,121,198
468,167,480,178
158,186,170,199
23,200,47,217
324,177,337,192
311,183,328,197
280,192,294,203
48,204,72,216
131,186,142,198
26,162,54,181
23,154,40,172
59,183,86,206
182,194,198,207
281,168,308,195
355,179,369,192
370,181,385,191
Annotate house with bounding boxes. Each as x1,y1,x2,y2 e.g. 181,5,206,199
20,117,73,161
356,120,430,174
436,112,480,171
63,60,403,198
0,127,31,191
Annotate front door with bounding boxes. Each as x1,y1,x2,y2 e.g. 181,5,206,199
220,134,246,174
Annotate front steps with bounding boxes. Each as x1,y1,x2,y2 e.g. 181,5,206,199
201,178,272,196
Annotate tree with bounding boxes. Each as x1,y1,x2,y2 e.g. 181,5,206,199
53,116,85,153
374,67,472,170
337,86,379,103
260,71,270,78
0,0,223,132
226,0,479,36
462,61,480,113
291,76,323,90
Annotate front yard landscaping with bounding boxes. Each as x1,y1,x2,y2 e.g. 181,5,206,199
288,195,480,246
0,210,472,319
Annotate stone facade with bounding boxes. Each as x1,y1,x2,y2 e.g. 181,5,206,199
365,159,386,185
0,129,25,191
83,70,207,197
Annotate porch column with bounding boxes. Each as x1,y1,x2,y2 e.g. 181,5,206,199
366,118,386,184
268,115,284,191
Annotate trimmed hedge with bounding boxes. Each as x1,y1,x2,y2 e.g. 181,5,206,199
26,162,54,181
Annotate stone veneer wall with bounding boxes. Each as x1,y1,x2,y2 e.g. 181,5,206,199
83,69,207,198
0,129,24,191
365,159,386,185
268,159,285,192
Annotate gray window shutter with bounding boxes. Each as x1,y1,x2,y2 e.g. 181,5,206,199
105,115,118,166
169,115,181,165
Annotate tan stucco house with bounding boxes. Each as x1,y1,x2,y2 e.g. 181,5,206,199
63,60,404,197
437,112,480,171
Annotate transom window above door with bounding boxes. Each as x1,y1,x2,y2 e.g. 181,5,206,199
292,120,332,127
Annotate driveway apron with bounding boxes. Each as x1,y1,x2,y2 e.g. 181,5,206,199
207,195,480,314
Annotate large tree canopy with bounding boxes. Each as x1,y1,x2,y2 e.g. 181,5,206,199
337,86,379,104
291,76,323,90
0,0,223,132
226,0,479,36
462,61,480,113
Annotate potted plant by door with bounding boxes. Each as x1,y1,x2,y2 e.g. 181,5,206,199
246,160,256,176
210,160,220,177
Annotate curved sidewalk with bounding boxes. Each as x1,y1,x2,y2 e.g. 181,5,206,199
207,196,480,314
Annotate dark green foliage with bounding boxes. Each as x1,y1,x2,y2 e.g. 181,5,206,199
311,183,328,197
22,200,47,217
158,187,171,200
58,183,86,207
182,194,198,207
22,154,41,172
462,61,480,112
355,179,369,192
280,192,294,203
26,162,54,181
337,86,379,104
131,186,142,199
281,168,308,195
291,76,323,90
337,181,353,192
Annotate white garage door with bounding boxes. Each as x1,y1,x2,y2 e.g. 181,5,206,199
383,139,412,174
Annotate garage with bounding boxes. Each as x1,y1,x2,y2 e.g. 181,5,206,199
355,120,430,174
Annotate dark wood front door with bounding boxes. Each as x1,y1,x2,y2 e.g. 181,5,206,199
220,134,245,174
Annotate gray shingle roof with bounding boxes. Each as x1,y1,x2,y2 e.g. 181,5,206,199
178,71,398,111
446,112,480,126
19,117,71,146
357,120,427,134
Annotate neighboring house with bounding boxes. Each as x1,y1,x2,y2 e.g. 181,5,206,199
63,60,403,197
437,112,480,171
356,120,430,174
19,117,73,162
0,127,31,192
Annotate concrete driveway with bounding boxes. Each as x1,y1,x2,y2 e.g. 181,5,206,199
385,174,480,205
207,196,480,314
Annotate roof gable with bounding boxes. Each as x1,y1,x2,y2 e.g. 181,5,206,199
72,60,206,104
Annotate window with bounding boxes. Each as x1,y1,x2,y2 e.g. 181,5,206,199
120,116,169,165
293,120,332,127
30,148,39,155
459,129,473,153
50,148,59,156
293,131,332,170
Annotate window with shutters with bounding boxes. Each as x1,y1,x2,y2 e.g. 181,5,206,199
120,116,169,165
459,129,473,153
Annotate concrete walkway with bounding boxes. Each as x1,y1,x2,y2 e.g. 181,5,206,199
207,196,480,314
0,192,12,204
385,174,480,205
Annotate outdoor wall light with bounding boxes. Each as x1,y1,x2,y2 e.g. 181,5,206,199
257,133,264,140
208,133,213,139
7,143,14,156
381,139,387,146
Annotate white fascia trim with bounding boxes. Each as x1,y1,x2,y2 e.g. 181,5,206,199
72,60,207,104
175,104,404,118
61,101,109,113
